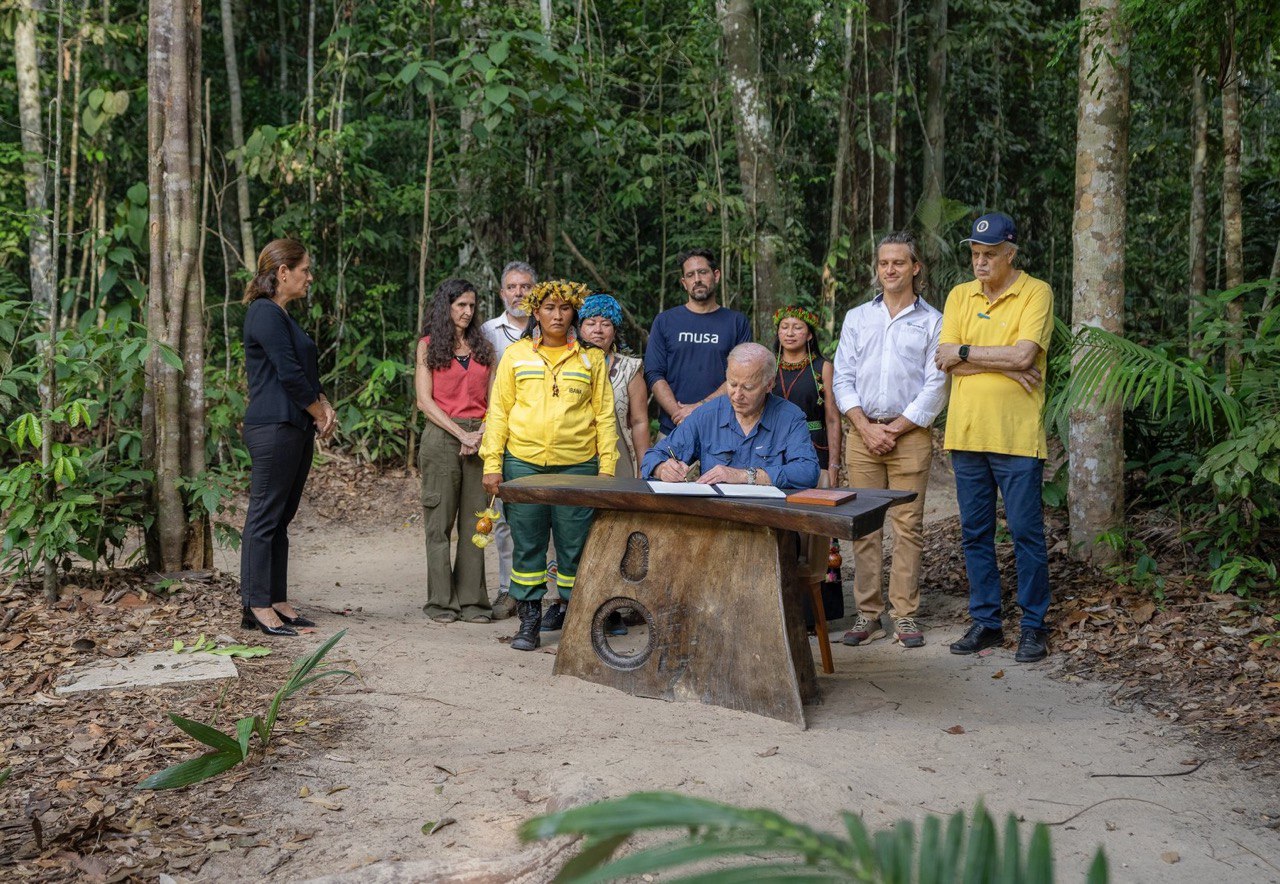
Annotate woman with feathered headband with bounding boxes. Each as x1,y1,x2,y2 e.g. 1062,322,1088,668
772,305,841,485
479,280,618,651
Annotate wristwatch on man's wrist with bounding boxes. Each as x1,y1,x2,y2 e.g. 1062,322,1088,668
746,467,758,485
958,344,971,363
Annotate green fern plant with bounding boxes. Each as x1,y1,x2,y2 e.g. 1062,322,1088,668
1044,317,1241,441
138,630,353,790
520,791,1108,883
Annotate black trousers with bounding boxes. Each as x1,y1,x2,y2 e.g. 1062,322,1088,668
240,422,314,608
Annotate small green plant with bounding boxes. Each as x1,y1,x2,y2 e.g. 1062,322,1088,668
1207,554,1279,598
138,630,352,791
0,767,11,788
172,634,271,658
1096,530,1166,599
520,792,1109,883
1254,615,1280,649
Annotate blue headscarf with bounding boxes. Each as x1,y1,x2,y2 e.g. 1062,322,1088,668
579,293,623,328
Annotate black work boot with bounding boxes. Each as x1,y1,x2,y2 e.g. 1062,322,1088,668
511,600,542,651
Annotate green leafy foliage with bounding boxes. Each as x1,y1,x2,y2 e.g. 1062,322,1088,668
172,634,271,657
138,631,352,791
519,792,1107,883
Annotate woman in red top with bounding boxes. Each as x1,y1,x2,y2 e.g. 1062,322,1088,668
415,278,496,623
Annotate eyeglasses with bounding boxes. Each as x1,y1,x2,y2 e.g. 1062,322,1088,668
681,268,714,280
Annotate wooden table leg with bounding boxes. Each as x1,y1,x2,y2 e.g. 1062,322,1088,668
554,510,817,728
808,580,834,674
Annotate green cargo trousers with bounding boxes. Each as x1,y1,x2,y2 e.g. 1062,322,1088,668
419,418,491,620
502,454,597,602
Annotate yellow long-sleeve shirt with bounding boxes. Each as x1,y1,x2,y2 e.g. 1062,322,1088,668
481,338,618,476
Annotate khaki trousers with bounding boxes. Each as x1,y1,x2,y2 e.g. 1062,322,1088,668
419,418,491,620
846,425,931,619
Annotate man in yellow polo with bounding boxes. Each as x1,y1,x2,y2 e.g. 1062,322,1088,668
935,213,1053,663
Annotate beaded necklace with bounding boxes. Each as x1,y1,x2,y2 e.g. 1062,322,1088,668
776,344,823,406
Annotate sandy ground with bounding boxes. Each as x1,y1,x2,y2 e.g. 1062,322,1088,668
202,460,1280,883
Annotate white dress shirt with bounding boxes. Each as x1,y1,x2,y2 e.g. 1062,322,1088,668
832,294,948,427
480,312,526,362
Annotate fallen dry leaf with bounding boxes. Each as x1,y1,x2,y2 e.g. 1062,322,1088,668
756,746,779,758
1161,851,1180,864
992,670,1005,679
944,725,966,735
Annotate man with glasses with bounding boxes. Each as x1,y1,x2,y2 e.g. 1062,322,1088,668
645,248,752,440
479,260,537,619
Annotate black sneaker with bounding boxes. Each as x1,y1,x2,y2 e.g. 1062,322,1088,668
1015,627,1049,663
540,601,567,632
949,623,1004,655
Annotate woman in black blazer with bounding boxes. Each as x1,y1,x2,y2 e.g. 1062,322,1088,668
240,239,336,636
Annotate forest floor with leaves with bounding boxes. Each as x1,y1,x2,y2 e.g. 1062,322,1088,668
2,454,1279,881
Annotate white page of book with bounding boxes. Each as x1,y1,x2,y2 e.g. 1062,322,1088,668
646,481,719,496
712,484,786,499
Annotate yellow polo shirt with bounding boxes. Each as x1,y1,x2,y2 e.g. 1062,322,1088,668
481,338,618,476
939,273,1054,458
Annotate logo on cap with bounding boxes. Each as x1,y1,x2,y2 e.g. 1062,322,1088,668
976,220,990,233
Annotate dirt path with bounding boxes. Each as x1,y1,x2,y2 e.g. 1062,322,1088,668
203,461,1280,882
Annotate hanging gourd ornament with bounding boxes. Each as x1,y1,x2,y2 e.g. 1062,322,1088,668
471,498,501,549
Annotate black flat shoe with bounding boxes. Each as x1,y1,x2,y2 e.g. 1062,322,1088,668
274,608,316,627
241,606,298,636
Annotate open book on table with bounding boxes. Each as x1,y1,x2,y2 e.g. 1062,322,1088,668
646,481,786,499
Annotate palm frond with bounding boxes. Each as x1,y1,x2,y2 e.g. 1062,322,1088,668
1046,323,1241,435
522,792,1103,883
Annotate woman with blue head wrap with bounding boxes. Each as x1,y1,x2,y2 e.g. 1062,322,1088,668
577,294,649,479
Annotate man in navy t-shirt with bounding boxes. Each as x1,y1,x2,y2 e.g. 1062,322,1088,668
645,248,753,437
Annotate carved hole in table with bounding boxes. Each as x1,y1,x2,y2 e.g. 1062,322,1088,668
591,596,655,671
619,532,649,582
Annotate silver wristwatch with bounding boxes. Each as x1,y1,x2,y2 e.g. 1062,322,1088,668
746,467,758,485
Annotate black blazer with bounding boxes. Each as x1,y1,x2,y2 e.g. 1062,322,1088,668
243,298,323,429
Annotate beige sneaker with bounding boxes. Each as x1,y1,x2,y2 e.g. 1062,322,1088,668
841,613,884,646
893,616,925,648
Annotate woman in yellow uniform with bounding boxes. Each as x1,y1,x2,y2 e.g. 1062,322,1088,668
481,280,617,651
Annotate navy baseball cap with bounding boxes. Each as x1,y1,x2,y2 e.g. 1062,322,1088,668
961,212,1017,246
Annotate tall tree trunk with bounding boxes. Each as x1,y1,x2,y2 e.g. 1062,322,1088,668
717,0,788,338
276,0,287,95
15,0,54,317
1068,0,1130,563
920,0,947,270
306,0,316,209
1220,10,1243,373
145,0,208,571
220,0,254,269
63,8,85,288
821,6,853,339
417,94,437,336
848,0,894,280
455,0,498,302
1188,66,1207,346
15,0,60,600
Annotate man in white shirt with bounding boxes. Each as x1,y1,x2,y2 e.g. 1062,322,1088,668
831,231,947,648
479,261,537,619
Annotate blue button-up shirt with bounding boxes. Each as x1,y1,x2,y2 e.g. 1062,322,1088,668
640,395,820,490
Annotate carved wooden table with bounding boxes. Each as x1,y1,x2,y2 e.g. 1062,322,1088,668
499,475,915,728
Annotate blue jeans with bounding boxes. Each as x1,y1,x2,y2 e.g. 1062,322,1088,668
951,451,1050,630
